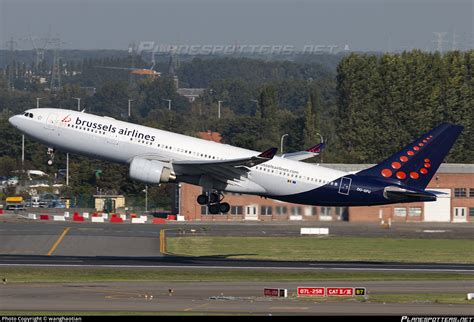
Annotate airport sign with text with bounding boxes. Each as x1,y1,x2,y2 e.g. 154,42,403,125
297,287,366,297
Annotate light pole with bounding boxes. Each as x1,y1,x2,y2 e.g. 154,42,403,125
178,183,182,216
217,100,225,119
36,97,43,108
316,132,324,163
128,99,134,117
66,153,69,186
162,99,172,110
280,134,289,155
145,185,148,212
315,132,323,144
21,135,24,166
73,97,81,111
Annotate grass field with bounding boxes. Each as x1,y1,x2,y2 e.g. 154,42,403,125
166,236,474,263
1,267,473,283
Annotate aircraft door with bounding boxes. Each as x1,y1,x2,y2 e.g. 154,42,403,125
338,177,352,195
106,132,119,146
45,114,58,131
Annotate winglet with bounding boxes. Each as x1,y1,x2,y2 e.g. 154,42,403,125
305,142,326,154
258,147,278,159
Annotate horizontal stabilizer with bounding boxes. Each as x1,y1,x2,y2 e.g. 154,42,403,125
383,186,436,202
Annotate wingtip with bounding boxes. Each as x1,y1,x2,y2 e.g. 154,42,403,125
258,147,278,159
305,142,326,153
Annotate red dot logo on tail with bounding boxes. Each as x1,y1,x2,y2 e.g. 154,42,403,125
396,171,406,180
410,172,419,179
391,162,401,169
381,169,392,177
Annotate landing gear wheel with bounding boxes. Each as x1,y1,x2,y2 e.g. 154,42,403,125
219,202,230,213
197,194,209,205
208,203,220,214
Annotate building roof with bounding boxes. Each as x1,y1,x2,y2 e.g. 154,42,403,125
198,131,222,143
321,163,474,174
177,88,205,97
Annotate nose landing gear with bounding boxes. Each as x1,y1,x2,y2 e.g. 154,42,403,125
196,191,230,214
47,148,55,165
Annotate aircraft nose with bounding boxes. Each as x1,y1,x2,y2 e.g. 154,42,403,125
8,115,20,129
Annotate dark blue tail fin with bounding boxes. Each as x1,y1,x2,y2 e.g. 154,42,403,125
357,123,463,190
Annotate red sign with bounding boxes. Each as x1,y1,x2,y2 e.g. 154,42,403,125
326,287,354,296
297,287,325,297
264,288,279,297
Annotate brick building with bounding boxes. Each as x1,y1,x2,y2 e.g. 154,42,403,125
173,132,474,223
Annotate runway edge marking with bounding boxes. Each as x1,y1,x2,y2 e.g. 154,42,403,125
47,227,71,256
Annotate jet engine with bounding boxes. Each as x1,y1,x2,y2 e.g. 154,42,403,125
129,158,176,184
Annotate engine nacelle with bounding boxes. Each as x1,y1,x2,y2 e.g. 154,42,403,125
129,158,175,184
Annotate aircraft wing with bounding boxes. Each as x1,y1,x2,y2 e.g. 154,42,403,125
281,143,325,161
172,147,278,183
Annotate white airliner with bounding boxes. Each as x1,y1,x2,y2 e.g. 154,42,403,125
9,108,462,214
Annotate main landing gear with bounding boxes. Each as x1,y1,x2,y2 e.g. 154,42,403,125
197,191,230,214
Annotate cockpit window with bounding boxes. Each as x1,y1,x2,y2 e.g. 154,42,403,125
24,113,28,117
29,113,33,118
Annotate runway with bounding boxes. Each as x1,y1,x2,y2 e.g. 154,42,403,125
1,254,474,273
1,281,473,315
0,220,473,315
0,221,473,272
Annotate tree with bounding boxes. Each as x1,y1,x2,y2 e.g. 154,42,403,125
303,95,316,147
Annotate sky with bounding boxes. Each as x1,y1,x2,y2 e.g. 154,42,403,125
1,0,473,52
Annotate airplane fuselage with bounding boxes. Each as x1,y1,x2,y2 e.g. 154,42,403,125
10,108,448,207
